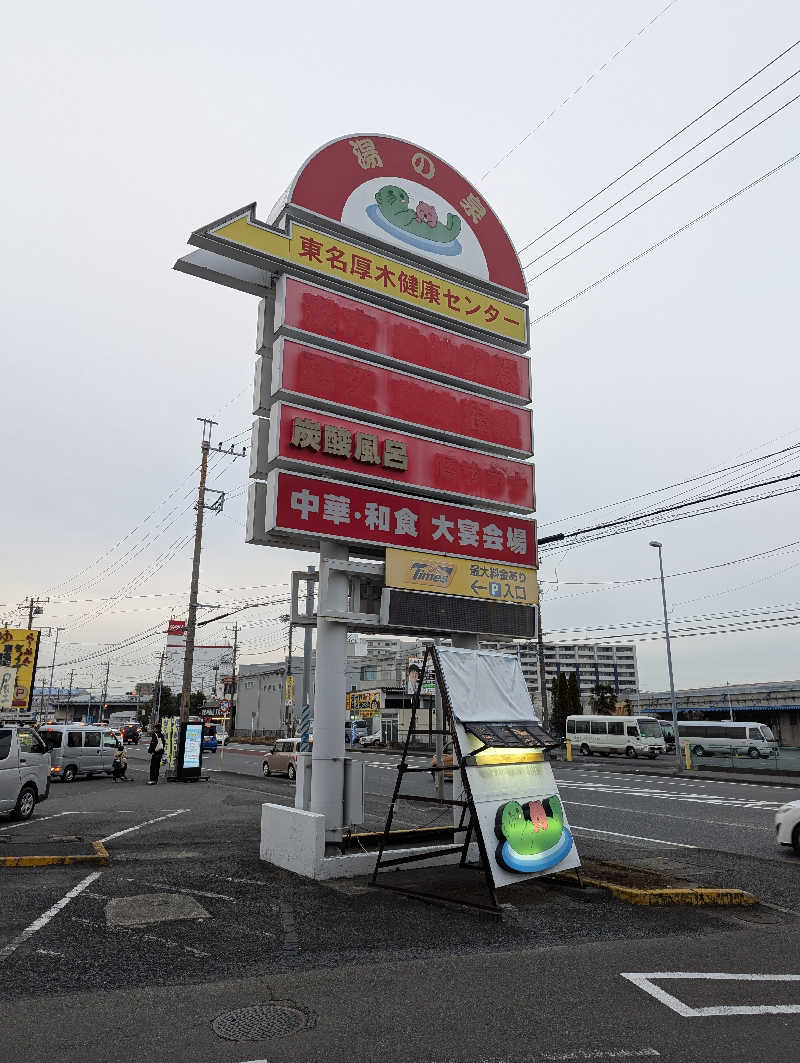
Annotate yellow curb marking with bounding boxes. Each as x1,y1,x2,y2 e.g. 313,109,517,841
0,840,109,869
564,872,757,907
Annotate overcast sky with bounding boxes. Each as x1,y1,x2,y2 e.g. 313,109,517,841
3,1,799,695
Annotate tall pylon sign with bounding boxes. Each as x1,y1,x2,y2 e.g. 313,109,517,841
175,135,542,867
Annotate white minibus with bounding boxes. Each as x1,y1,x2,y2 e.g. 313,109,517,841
566,715,665,759
676,721,777,759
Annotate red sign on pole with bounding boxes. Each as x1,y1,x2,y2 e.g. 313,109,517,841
261,402,535,511
251,470,537,567
276,276,530,402
267,338,532,457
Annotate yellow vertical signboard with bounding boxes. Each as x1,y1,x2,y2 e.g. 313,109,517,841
0,628,41,712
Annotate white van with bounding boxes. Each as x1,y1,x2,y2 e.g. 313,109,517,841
39,724,120,782
566,714,665,759
677,721,777,759
0,725,51,819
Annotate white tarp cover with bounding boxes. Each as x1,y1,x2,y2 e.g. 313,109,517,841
435,646,537,724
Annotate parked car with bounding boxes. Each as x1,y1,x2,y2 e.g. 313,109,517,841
216,729,231,746
0,724,51,819
121,724,141,745
263,737,310,780
359,731,383,747
39,724,120,782
776,800,800,855
201,724,218,753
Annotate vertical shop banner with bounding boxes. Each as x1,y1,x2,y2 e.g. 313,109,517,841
0,628,41,711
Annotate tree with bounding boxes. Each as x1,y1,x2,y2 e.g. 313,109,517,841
567,672,582,716
551,673,570,735
590,683,617,714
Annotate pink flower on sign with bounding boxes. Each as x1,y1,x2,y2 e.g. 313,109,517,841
415,201,438,227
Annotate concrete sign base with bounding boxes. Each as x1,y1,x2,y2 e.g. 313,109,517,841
259,802,476,881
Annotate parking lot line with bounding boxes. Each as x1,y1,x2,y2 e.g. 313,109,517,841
0,870,102,963
98,810,187,843
621,972,800,1016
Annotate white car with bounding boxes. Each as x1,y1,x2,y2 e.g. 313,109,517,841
359,731,383,746
775,800,800,855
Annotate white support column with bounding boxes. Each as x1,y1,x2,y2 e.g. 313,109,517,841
310,539,348,844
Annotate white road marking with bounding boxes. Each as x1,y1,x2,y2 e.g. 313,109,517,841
555,767,797,792
563,799,766,830
558,780,784,811
0,871,102,963
541,1050,660,1060
122,876,235,901
571,826,697,848
99,810,187,843
70,916,210,957
621,971,800,1017
0,809,146,833
35,948,63,957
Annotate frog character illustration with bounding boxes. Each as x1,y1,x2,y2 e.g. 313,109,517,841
495,796,573,874
374,185,462,245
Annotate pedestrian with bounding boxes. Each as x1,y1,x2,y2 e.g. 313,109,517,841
112,741,129,782
148,722,165,784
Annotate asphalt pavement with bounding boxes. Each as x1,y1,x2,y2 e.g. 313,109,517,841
2,747,799,1062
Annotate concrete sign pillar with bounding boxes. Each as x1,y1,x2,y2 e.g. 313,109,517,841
310,539,348,844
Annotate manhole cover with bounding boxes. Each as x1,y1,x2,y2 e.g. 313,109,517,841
211,1001,316,1042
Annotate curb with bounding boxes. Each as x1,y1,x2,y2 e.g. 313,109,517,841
561,872,757,907
0,840,109,869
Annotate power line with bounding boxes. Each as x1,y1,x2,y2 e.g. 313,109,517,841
540,441,800,528
527,85,800,278
481,0,681,180
541,537,800,593
532,149,800,325
518,37,800,252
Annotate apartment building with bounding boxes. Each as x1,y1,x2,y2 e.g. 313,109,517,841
480,640,639,709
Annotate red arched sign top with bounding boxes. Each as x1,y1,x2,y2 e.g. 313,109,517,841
285,134,528,300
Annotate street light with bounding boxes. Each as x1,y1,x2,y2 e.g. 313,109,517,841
649,541,682,772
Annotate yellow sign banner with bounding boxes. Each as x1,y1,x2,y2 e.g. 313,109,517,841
385,549,539,606
0,628,41,712
206,212,528,345
346,689,382,717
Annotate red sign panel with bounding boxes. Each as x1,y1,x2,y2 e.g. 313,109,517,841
286,135,528,298
267,402,535,511
276,276,530,402
272,339,532,457
167,620,186,636
264,470,536,566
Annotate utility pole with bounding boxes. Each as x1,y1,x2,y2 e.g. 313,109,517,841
180,417,218,722
230,622,238,734
65,669,75,724
100,661,110,720
536,592,549,730
152,651,165,726
25,596,49,629
302,562,315,722
43,628,64,721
